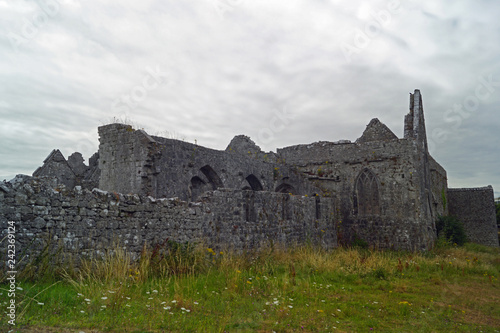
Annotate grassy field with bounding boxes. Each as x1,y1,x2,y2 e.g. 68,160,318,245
1,242,499,332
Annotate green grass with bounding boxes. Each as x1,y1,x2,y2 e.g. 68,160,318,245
1,243,499,332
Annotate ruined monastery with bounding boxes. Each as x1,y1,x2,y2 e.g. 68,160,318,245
1,90,498,259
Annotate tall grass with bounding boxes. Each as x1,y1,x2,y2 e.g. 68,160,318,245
1,241,499,332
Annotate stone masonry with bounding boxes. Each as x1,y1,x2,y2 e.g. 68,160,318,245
1,89,497,264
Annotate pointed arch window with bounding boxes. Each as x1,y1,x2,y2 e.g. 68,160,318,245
354,169,380,216
245,174,263,191
200,165,224,189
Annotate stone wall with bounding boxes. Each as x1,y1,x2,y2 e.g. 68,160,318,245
447,186,499,247
0,176,337,263
277,138,438,250
98,124,318,201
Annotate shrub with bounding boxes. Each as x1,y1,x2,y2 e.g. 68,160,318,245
435,215,467,246
351,234,369,249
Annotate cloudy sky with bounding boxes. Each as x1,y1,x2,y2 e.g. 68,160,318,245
1,0,499,197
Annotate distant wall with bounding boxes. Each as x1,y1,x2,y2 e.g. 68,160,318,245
98,124,317,201
448,186,499,247
0,177,337,263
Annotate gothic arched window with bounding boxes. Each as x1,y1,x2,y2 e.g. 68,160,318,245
354,169,380,216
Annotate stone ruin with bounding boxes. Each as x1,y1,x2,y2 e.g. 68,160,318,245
1,90,498,260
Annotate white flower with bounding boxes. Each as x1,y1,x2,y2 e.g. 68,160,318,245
161,301,166,304
164,306,171,310
16,287,23,290
101,297,108,300
288,305,293,308
172,300,177,303
337,309,341,312
108,290,115,294
194,302,199,305
77,293,83,297
37,302,44,305
80,310,85,313
152,290,158,293
185,309,190,312
84,299,91,302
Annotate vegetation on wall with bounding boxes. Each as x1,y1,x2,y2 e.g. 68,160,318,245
435,215,468,246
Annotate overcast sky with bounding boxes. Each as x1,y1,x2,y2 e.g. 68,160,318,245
1,0,499,197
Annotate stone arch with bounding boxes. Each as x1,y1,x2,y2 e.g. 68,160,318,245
354,168,380,216
245,174,263,191
200,165,224,190
275,183,296,195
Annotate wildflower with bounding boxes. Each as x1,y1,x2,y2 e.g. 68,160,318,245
288,305,293,308
84,299,91,302
337,309,341,312
236,270,241,274
194,302,199,305
108,290,115,294
101,297,108,300
317,310,324,313
152,290,158,293
247,281,252,284
172,300,177,303
163,306,171,310
37,302,44,305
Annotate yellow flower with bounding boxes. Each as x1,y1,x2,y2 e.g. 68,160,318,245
236,270,241,274
317,310,324,313
246,281,252,284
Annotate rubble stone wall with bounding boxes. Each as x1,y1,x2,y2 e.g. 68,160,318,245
448,186,499,247
0,177,337,262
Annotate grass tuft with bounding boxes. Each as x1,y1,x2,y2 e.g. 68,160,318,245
1,241,498,332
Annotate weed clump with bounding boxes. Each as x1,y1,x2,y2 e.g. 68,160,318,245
436,215,468,246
